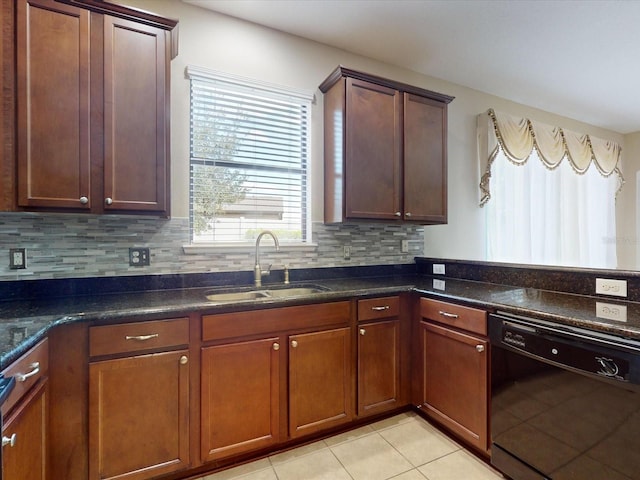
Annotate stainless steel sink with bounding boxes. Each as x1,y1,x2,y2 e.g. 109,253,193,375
204,285,328,303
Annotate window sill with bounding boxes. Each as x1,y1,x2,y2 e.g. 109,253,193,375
182,243,318,255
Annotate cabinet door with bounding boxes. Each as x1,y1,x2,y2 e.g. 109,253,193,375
201,337,281,462
289,327,353,438
89,350,190,480
103,16,169,214
403,93,447,223
420,321,488,452
345,78,402,220
358,319,400,416
2,381,47,480
16,0,91,209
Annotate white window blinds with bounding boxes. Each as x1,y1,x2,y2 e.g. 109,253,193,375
187,66,312,244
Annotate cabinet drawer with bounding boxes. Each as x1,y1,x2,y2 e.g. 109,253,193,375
90,317,189,357
203,301,351,342
420,298,487,336
357,296,399,321
1,338,48,416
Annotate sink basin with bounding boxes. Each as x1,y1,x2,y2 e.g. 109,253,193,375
204,285,328,303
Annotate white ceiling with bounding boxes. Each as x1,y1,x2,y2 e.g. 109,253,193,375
184,0,640,135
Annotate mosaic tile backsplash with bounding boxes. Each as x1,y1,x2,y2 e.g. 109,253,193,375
0,213,424,281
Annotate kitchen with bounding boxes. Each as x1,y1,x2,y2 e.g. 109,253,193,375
2,0,640,479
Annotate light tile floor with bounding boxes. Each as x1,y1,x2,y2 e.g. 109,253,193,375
198,412,504,480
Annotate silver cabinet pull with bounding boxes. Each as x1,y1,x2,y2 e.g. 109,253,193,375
125,334,159,341
16,362,40,382
359,328,366,336
476,345,485,353
371,305,390,311
273,343,280,351
438,311,459,319
2,434,16,448
291,340,298,348
105,197,113,205
80,196,89,205
405,212,412,217
394,212,401,216
179,355,188,365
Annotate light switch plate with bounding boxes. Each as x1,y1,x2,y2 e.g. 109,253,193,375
433,263,445,275
433,279,446,290
595,278,627,297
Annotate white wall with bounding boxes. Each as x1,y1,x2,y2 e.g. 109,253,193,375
123,0,635,268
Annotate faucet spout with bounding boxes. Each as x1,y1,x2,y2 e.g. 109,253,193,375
254,231,280,287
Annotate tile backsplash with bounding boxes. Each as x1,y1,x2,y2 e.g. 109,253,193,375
0,213,424,281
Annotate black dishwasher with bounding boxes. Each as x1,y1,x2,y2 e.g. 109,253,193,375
489,312,640,480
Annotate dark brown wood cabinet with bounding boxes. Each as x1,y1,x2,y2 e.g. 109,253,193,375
289,326,353,438
201,301,353,459
415,298,489,454
1,339,49,480
357,296,401,416
201,336,282,462
88,318,190,480
320,66,453,224
13,0,175,215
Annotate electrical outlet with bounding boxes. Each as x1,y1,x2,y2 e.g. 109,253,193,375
595,302,627,322
9,248,26,269
343,245,351,260
129,247,150,267
433,263,445,275
433,279,446,290
595,278,627,297
401,240,409,253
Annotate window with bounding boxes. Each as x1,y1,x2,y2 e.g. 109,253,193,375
485,149,618,268
478,109,623,269
187,67,312,245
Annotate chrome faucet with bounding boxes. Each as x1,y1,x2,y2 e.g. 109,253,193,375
254,231,280,287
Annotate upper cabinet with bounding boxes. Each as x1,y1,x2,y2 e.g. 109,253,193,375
320,67,453,224
11,0,177,215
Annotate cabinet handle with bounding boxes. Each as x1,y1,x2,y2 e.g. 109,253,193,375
394,212,401,217
2,434,16,448
291,340,298,348
273,343,280,351
105,197,113,205
179,355,188,365
359,328,366,336
125,334,159,341
16,362,40,382
476,345,485,353
438,311,459,319
405,212,412,217
79,196,89,205
371,305,390,311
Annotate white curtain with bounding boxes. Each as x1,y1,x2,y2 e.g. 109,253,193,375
478,109,622,269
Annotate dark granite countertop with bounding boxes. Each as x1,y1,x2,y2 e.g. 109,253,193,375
1,272,640,369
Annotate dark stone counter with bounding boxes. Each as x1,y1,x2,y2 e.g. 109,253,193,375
1,263,640,368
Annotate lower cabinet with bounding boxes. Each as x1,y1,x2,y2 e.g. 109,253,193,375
88,318,191,480
289,327,352,438
416,298,489,453
200,301,353,461
1,338,48,480
2,377,47,480
201,336,281,462
357,296,401,416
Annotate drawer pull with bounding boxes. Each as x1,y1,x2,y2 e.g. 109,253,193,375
438,311,459,319
371,306,390,311
16,362,40,382
273,343,280,351
179,355,188,365
291,340,298,348
359,328,366,336
476,345,485,353
2,434,16,448
125,334,159,341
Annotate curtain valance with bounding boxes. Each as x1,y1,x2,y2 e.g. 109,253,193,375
477,108,624,206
